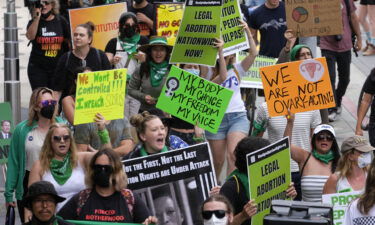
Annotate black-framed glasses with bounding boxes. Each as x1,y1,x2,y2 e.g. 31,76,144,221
53,135,70,142
202,210,227,220
33,198,56,206
317,134,334,141
93,164,113,173
41,99,57,107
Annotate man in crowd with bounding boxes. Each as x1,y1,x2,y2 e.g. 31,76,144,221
128,0,155,37
0,120,12,139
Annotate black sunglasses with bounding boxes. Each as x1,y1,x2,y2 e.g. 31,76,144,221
93,164,113,173
53,135,70,142
202,210,227,220
317,134,334,141
41,1,51,5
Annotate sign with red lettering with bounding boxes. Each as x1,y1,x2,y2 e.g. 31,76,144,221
156,3,183,45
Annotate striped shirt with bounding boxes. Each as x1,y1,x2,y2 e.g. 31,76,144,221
301,175,329,202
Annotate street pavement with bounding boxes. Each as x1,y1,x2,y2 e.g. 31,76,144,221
0,0,375,223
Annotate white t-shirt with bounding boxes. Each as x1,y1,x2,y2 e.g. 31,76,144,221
344,199,375,225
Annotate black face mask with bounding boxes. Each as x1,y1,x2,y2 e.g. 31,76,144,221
41,10,52,19
40,105,55,119
120,25,137,39
93,165,113,188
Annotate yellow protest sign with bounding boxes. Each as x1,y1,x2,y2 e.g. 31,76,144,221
156,3,183,46
260,57,335,117
73,69,127,125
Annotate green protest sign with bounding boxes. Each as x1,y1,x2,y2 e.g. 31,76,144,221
222,0,249,56
156,65,233,133
169,0,222,66
0,102,14,164
74,69,127,125
67,220,144,225
247,137,291,225
322,191,361,225
237,53,277,89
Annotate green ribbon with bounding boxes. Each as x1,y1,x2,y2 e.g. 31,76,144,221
140,145,168,156
227,169,249,199
118,34,141,55
50,152,72,185
312,149,334,164
149,61,169,87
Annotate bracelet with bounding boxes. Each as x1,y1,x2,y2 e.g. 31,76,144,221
97,129,110,144
193,135,205,142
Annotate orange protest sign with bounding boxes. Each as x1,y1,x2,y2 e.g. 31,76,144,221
260,57,335,117
69,3,127,51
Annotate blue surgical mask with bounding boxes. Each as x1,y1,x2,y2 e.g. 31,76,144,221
185,69,200,76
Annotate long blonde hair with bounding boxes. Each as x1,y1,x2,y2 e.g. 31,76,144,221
27,87,57,126
358,158,375,214
39,123,78,174
336,150,368,179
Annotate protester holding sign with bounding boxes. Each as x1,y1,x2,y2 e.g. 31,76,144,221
201,194,234,225
58,149,157,224
128,36,172,112
128,0,156,37
5,87,65,223
323,135,374,194
206,20,257,177
26,0,70,90
284,113,341,202
53,22,111,101
344,157,375,225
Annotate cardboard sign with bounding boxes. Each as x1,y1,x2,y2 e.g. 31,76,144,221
322,191,361,225
222,0,249,56
156,3,184,45
73,69,127,125
123,143,216,225
169,0,222,66
238,53,277,89
285,0,343,37
0,103,14,164
156,66,233,133
69,3,127,51
260,57,335,117
247,137,291,225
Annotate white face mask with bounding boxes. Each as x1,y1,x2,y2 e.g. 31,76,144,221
203,215,228,225
185,68,200,76
358,152,372,168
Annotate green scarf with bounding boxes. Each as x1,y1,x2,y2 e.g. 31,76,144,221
312,149,334,164
118,34,141,55
105,0,114,4
140,145,168,156
50,152,73,185
227,169,249,199
149,61,169,87
226,64,234,71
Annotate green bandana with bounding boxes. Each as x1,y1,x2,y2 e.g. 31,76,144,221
149,61,169,87
312,149,334,164
227,169,249,199
140,145,168,156
226,64,234,71
118,34,141,55
105,0,114,4
50,152,72,185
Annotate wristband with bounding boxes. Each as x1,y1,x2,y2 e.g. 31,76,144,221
193,136,205,142
97,129,110,144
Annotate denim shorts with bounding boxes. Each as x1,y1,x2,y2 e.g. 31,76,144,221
205,111,250,140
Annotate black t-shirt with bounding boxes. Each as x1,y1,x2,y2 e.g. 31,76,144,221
104,36,149,55
363,71,375,122
53,47,111,96
220,177,251,225
128,3,156,37
58,189,150,223
27,15,70,69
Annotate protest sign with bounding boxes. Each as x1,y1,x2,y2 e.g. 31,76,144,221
247,137,291,225
169,0,222,66
69,3,127,51
123,143,216,225
0,102,13,165
73,69,127,125
260,57,335,117
237,53,277,89
285,0,343,37
156,66,233,133
222,0,249,56
156,3,183,45
322,191,361,225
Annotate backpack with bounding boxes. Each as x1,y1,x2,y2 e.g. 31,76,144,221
76,188,135,218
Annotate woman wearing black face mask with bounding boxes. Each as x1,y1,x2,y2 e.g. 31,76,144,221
105,12,149,119
58,149,158,224
26,0,71,91
4,87,66,223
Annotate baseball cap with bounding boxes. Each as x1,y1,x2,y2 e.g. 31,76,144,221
341,135,375,153
313,124,336,137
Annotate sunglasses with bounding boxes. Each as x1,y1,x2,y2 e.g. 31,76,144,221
41,99,57,107
202,210,227,220
317,134,334,141
93,164,113,173
41,1,51,5
53,135,70,142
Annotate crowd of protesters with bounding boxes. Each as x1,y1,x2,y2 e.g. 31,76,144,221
4,0,375,224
